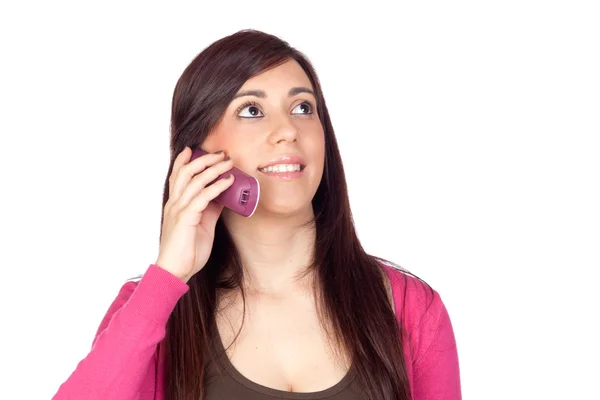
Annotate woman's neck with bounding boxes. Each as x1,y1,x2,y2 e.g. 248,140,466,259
222,207,317,296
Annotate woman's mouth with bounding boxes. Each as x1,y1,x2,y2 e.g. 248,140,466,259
258,164,304,173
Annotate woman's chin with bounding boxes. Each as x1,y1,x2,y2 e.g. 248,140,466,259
254,199,314,218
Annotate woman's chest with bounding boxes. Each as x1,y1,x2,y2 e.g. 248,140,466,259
213,292,352,394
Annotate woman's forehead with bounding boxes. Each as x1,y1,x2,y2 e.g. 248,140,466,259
238,60,314,93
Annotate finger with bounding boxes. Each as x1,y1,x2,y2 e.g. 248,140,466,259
169,146,191,195
182,174,235,216
171,151,226,203
176,157,234,208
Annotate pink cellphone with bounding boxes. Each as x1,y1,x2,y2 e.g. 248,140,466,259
189,148,260,217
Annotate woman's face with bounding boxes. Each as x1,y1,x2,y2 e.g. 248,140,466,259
203,59,325,217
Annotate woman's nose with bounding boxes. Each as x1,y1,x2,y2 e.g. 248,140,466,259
268,116,299,144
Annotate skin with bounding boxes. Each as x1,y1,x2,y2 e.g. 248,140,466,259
201,60,348,392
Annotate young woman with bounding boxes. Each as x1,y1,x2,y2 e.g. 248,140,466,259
53,29,461,400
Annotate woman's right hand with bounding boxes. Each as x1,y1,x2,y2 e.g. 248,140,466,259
154,147,235,283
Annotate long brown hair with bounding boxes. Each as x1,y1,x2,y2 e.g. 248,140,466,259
161,29,412,400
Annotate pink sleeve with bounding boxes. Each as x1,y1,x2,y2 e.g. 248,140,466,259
52,264,189,400
411,290,462,400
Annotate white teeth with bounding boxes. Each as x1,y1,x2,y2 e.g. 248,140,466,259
259,164,302,173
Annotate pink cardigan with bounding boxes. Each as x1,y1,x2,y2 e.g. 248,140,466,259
52,264,461,399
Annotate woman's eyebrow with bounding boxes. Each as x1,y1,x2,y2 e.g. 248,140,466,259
288,87,315,97
234,89,266,99
233,87,315,99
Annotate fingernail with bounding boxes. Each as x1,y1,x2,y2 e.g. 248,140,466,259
214,150,224,154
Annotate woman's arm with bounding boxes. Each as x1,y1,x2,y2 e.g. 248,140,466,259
52,264,189,400
411,290,462,400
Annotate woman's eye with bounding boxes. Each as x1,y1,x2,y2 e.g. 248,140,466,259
291,102,313,115
238,105,263,118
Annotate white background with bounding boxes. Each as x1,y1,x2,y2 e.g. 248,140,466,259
1,1,598,399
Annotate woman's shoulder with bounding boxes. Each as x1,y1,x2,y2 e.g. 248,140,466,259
378,259,436,304
376,258,447,336
377,258,460,386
